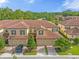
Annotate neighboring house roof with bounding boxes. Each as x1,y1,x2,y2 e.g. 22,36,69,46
65,28,79,35
60,16,79,36
0,20,56,28
61,18,79,26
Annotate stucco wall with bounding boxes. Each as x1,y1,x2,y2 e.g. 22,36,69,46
8,39,28,46
0,28,57,46
7,28,28,36
8,38,56,46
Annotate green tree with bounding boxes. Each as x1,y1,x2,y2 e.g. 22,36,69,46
0,7,13,20
54,38,71,51
27,34,36,52
74,37,79,45
0,7,59,23
13,9,24,19
0,37,5,49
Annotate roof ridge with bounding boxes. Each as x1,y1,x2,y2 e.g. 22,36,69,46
8,21,20,27
8,21,29,28
20,21,29,27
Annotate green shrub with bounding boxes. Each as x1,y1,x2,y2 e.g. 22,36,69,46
0,37,5,49
23,49,37,55
54,37,71,52
44,46,48,55
73,37,79,45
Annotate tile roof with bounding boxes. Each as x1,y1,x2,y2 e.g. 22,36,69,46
65,28,79,35
0,20,56,28
8,21,29,28
61,17,79,26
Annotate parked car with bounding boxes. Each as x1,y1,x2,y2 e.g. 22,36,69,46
15,44,23,53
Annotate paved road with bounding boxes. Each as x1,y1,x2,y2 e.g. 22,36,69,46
0,56,79,59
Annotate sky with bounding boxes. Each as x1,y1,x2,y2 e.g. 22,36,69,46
0,0,79,12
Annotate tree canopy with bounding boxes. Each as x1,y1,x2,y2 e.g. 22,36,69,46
54,38,71,51
27,33,36,51
74,37,79,45
0,7,79,24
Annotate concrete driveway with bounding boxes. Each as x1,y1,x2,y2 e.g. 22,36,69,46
47,46,57,55
37,46,46,55
37,46,57,55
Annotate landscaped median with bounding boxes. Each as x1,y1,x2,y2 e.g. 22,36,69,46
23,49,37,55
23,33,37,55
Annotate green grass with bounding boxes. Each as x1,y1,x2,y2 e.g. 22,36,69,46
58,45,79,55
24,51,37,55
23,49,37,55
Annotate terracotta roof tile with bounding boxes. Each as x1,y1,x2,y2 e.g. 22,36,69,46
61,18,79,26
8,21,29,28
0,20,56,28
65,28,79,35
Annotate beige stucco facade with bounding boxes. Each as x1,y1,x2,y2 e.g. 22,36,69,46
7,28,28,36
0,27,59,46
8,39,28,46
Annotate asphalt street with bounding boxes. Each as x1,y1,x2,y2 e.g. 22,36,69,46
0,56,79,59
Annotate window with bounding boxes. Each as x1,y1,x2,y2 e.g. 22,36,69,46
52,28,58,32
11,30,16,35
20,30,25,35
38,30,43,35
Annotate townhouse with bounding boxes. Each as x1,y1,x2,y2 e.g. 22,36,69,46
0,20,60,46
58,16,79,39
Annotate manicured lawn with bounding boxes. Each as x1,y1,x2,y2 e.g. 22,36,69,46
58,45,79,55
24,51,37,55
23,49,37,55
